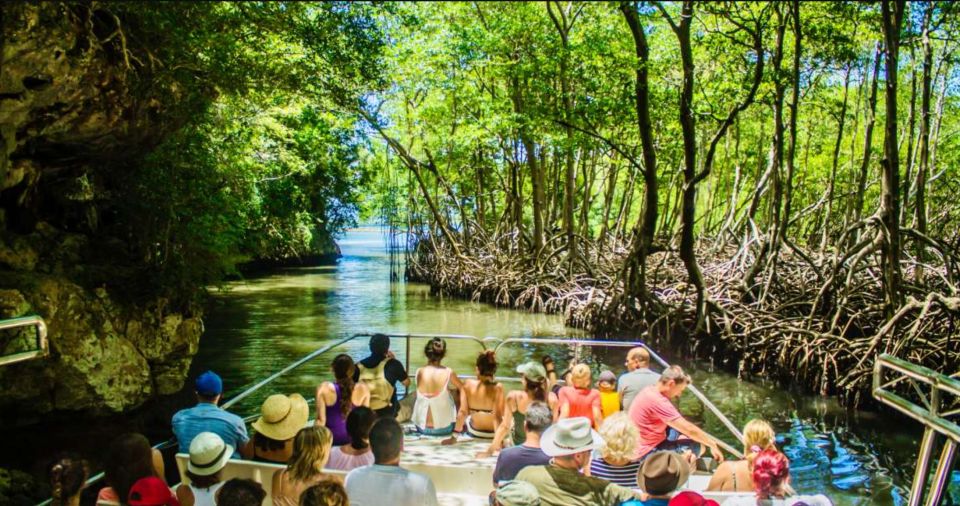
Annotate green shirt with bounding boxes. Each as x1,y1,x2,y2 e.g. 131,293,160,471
515,464,642,506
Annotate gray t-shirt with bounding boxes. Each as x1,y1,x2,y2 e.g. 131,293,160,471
618,368,660,410
345,464,439,506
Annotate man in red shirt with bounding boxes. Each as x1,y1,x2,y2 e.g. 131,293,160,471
628,365,724,463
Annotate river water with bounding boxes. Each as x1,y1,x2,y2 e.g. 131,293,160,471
193,228,958,505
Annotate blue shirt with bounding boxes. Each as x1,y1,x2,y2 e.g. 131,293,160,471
172,402,249,457
620,499,669,506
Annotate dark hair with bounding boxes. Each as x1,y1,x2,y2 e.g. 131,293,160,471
476,350,498,380
185,469,221,488
523,375,547,402
369,417,403,464
216,478,266,506
254,432,287,451
424,337,446,362
332,354,355,417
753,449,791,500
524,401,552,434
49,453,87,506
105,433,157,504
299,478,349,506
370,334,391,356
346,406,377,450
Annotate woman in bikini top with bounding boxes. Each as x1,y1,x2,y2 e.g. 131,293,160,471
444,350,504,444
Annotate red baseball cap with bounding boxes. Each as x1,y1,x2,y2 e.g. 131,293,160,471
669,491,720,506
128,477,180,506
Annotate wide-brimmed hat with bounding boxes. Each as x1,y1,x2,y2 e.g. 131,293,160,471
252,393,309,441
187,432,233,476
496,480,540,506
539,417,603,457
516,361,547,382
638,451,690,495
128,476,180,506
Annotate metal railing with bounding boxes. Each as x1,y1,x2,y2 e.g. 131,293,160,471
37,331,744,505
873,353,960,506
0,315,48,367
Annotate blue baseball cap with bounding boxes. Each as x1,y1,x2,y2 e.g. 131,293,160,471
195,371,223,397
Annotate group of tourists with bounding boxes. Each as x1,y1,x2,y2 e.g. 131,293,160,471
46,334,832,506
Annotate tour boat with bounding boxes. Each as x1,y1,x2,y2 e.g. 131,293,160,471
5,317,956,506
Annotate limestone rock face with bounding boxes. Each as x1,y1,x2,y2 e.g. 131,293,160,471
0,276,202,417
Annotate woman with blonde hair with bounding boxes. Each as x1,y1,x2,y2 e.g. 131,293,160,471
707,419,776,492
272,426,337,506
588,412,641,486
557,364,602,429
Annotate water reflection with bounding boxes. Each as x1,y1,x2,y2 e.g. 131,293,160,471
195,228,954,505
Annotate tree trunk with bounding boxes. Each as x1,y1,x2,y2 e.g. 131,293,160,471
879,0,905,316
913,2,933,284
820,64,852,251
779,0,801,243
853,42,882,228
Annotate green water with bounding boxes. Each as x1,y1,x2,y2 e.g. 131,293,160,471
193,228,956,505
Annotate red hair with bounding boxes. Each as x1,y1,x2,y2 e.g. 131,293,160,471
752,449,790,500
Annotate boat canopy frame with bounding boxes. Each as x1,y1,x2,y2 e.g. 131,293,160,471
0,315,48,367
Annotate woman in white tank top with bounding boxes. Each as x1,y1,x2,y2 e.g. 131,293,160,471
412,338,464,435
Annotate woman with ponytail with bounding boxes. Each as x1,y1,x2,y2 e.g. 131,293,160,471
708,419,776,492
412,337,464,436
721,449,833,505
316,354,370,446
49,454,87,506
444,350,506,444
479,361,559,457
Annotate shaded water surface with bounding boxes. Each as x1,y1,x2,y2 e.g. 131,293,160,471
195,229,958,505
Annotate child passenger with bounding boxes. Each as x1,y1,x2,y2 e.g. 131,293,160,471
597,370,620,420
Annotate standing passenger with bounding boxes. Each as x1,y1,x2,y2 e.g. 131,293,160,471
316,354,371,446
345,418,439,506
172,371,250,458
354,334,410,418
618,347,659,411
411,337,464,436
557,364,602,429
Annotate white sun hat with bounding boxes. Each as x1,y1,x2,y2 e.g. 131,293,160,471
539,417,603,457
187,432,234,476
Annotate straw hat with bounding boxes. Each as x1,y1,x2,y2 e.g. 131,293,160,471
539,417,603,457
638,451,690,496
252,393,309,441
187,432,233,476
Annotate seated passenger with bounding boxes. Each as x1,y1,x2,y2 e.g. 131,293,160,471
215,479,266,506
316,354,370,446
721,450,832,506
354,334,410,418
492,401,552,486
558,364,602,429
707,419,776,493
48,453,87,506
629,366,723,462
620,451,689,506
345,417,439,506
327,406,376,471
172,371,250,459
446,350,505,443
494,480,541,506
618,347,659,411
412,337,464,436
597,370,620,420
175,432,232,506
98,433,166,504
515,417,640,506
272,426,337,506
481,362,559,457
127,476,180,506
299,479,349,506
589,412,641,488
245,393,309,464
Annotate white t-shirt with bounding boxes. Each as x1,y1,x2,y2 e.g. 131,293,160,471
345,464,439,506
722,494,833,506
